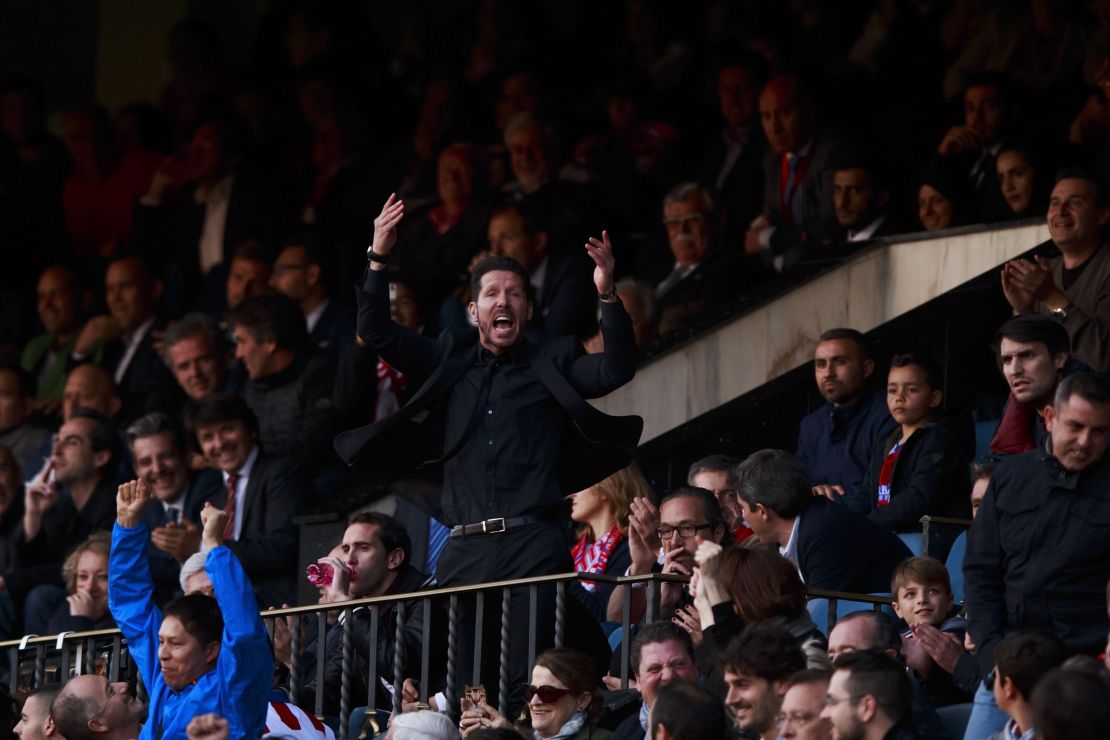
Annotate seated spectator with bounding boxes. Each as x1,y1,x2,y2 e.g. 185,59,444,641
607,487,730,625
745,74,846,271
915,164,970,232
289,512,441,717
694,545,829,698
385,710,457,740
720,622,806,740
651,182,752,335
777,670,833,740
969,456,995,518
14,684,59,740
229,293,338,472
46,531,114,634
486,201,597,339
734,449,912,593
648,680,729,740
993,141,1049,222
184,394,304,608
51,673,144,740
609,622,698,740
568,463,645,623
860,354,971,539
831,154,903,244
686,454,749,541
0,446,24,573
1001,167,1110,371
109,481,271,739
162,313,232,404
798,328,896,513
458,647,605,739
1030,666,1110,740
822,651,916,740
127,413,222,605
21,265,87,411
0,364,50,474
70,255,181,423
990,630,1068,740
270,233,353,354
220,241,272,316
988,315,1072,455
61,364,122,422
890,557,972,707
6,409,120,636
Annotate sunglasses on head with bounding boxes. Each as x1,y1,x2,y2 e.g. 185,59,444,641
523,684,575,703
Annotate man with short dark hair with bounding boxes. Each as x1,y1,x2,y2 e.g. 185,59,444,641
612,621,699,740
51,675,144,740
798,328,896,512
831,154,899,244
161,313,230,403
965,372,1110,736
1030,667,1110,740
721,622,806,739
778,670,833,740
687,454,749,538
822,651,916,740
270,233,353,354
936,74,1012,219
650,680,729,740
0,364,49,474
1002,168,1110,371
14,684,60,740
734,449,910,592
989,630,1068,740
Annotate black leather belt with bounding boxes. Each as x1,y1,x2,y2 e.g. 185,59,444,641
449,515,544,538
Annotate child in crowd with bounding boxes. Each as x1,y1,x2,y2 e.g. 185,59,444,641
862,353,970,552
891,556,974,706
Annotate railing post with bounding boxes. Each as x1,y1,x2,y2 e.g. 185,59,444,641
315,611,327,719
527,584,537,675
620,583,631,690
646,580,659,623
367,605,379,710
289,614,301,706
554,581,565,648
472,591,484,686
498,587,511,713
340,607,353,740
446,594,458,720
392,601,405,716
420,597,431,703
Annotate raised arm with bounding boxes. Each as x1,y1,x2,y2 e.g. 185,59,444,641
108,480,161,691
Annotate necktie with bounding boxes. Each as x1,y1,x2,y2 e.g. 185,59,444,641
223,473,239,541
425,517,450,574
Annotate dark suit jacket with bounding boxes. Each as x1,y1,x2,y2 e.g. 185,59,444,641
334,267,642,508
696,123,767,244
796,496,913,593
207,451,306,608
535,249,598,339
94,319,185,423
309,299,355,356
653,247,759,332
140,470,223,606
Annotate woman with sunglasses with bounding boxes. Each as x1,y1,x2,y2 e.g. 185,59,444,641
458,648,609,739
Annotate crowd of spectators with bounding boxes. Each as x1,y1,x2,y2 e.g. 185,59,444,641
4,1,1110,738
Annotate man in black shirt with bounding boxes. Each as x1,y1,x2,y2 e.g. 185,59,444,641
335,193,641,707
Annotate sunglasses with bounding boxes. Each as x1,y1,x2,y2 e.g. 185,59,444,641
523,684,575,703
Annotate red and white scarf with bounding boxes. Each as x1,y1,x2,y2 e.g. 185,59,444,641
571,524,622,592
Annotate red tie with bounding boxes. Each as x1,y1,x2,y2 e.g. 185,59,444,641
223,473,239,541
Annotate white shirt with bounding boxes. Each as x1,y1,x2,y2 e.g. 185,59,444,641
196,174,235,274
654,262,699,299
780,517,802,580
305,299,329,334
846,214,886,243
530,255,549,307
222,446,258,540
114,316,157,386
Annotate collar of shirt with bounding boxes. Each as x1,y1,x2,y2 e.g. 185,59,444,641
779,516,801,568
305,299,329,334
114,315,157,385
789,134,816,160
222,446,258,540
121,315,157,349
223,445,259,482
847,214,886,243
477,339,529,365
530,255,549,298
194,173,235,205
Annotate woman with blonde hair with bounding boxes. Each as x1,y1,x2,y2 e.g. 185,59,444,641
47,531,115,634
568,463,653,623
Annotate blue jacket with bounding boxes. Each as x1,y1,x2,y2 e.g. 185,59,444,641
796,388,897,512
108,523,271,740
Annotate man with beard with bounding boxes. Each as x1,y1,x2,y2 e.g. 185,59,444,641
822,651,916,740
965,372,1110,736
335,194,640,709
721,622,806,739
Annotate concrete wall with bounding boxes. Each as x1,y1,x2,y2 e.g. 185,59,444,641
594,223,1050,444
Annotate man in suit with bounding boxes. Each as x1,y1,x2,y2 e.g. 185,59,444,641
185,394,305,608
335,194,640,708
161,313,231,404
832,154,906,245
126,412,221,606
734,449,912,593
745,75,847,272
269,233,353,355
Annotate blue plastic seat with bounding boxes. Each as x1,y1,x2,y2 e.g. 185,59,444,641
807,596,896,636
898,531,924,556
936,702,973,740
946,531,968,606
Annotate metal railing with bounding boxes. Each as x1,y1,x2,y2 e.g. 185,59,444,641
0,572,892,739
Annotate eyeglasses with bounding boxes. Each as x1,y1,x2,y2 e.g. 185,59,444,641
523,684,575,703
657,522,719,540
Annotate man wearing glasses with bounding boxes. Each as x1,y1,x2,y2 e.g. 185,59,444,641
778,670,833,740
822,650,916,740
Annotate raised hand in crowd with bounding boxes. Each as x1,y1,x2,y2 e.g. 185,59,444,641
626,496,661,577
116,478,150,528
937,125,982,156
199,502,228,550
314,555,353,604
368,194,405,270
150,518,202,563
186,713,229,740
584,230,616,296
23,458,58,541
691,541,726,635
143,155,191,205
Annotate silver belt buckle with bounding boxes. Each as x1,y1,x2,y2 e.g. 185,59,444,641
482,517,507,534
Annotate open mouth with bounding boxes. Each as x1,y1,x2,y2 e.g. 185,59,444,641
492,314,515,331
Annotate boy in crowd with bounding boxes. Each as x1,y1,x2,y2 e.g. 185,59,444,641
891,556,973,707
989,630,1067,740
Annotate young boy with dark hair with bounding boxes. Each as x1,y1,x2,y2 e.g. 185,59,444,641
861,354,971,551
990,630,1068,740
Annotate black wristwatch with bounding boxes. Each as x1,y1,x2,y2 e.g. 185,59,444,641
366,246,389,264
598,287,618,302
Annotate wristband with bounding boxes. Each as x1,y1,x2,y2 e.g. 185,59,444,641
598,287,618,302
366,246,389,264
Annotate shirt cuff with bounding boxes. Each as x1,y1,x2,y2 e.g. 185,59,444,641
758,225,776,250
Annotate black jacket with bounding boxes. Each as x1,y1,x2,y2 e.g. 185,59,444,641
964,447,1110,674
796,497,913,593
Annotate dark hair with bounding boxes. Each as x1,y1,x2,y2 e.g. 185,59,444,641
835,611,903,653
1054,372,1110,408
0,363,36,399
833,650,913,724
734,449,812,520
532,648,602,721
994,629,1068,701
184,393,259,452
126,412,187,456
51,689,100,740
831,148,887,191
889,353,942,391
161,312,224,364
281,231,336,290
969,455,997,481
714,46,770,91
660,486,725,529
686,454,739,486
718,548,807,623
163,592,223,647
69,408,120,476
722,622,806,681
993,314,1070,359
650,680,729,740
890,556,951,597
788,669,832,689
631,621,694,676
1055,166,1109,208
817,328,871,359
346,511,412,568
1032,667,1110,740
469,255,533,303
228,293,309,354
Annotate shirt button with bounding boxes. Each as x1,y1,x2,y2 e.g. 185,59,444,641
488,440,494,445
487,409,493,415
